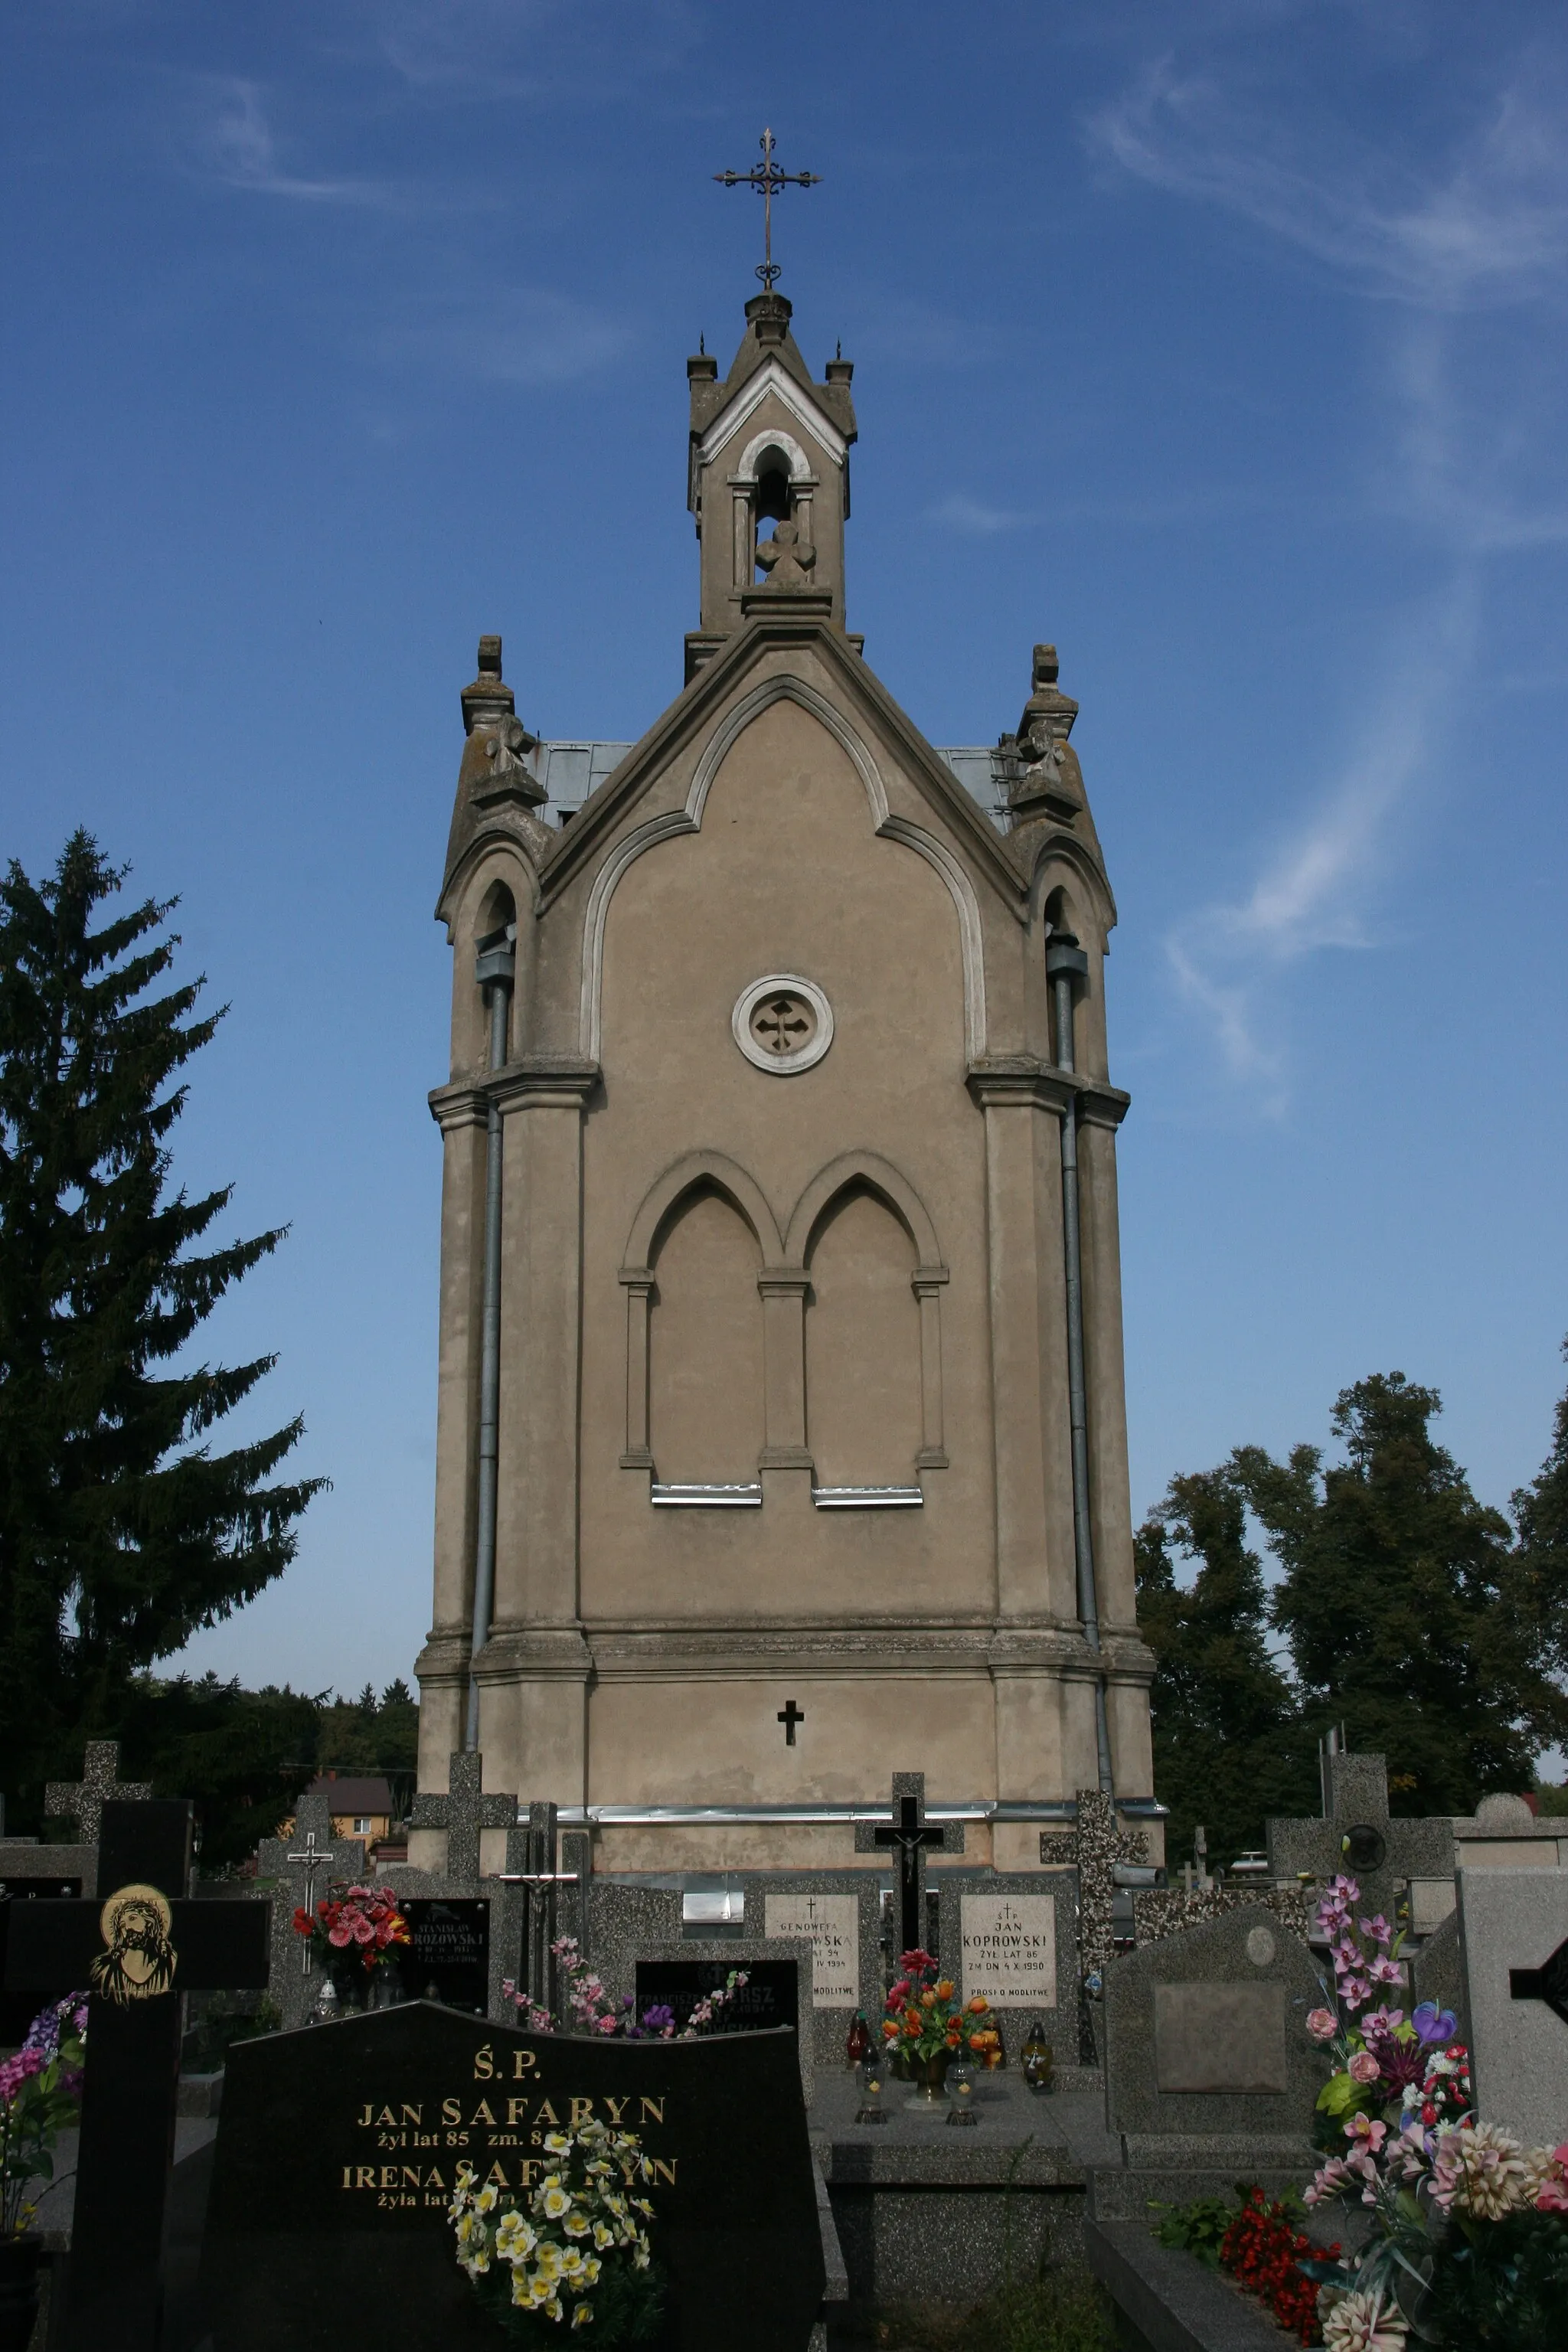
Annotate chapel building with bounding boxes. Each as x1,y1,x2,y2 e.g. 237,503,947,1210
414,286,1156,1877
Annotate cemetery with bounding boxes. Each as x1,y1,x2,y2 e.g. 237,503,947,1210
3,132,1568,2352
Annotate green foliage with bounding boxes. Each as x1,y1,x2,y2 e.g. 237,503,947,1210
0,834,326,1819
1424,2208,1568,2351
1234,1371,1568,1813
1133,1468,1318,1867
1512,1337,1568,1687
1534,1781,1568,1817
1148,2190,1240,2267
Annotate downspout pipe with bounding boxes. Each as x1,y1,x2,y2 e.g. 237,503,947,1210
466,921,516,1753
1047,932,1116,1798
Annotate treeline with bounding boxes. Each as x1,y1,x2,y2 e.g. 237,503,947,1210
1138,1357,1568,1870
24,1674,420,1870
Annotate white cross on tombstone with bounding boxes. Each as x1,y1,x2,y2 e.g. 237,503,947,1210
256,1794,368,2027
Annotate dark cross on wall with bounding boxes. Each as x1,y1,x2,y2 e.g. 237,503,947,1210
777,1699,805,1746
4,1799,270,2352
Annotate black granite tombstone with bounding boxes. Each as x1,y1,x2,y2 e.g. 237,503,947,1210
635,1957,799,2038
0,1876,83,2042
401,1896,489,2013
2,1800,270,2352
201,2003,825,2351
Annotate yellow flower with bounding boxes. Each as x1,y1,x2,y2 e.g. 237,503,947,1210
572,2305,594,2331
543,2131,572,2155
535,2243,564,2282
592,2221,614,2249
544,2299,563,2324
541,2183,572,2221
564,2208,591,2239
582,2256,602,2286
559,2247,586,2282
475,2183,499,2215
496,2213,536,2262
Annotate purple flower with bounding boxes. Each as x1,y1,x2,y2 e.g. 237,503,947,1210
1357,1914,1392,1947
1413,2001,1456,2047
639,2003,675,2034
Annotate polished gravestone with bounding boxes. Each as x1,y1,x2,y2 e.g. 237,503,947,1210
402,1896,490,2012
2,1798,270,2352
203,2003,825,2351
635,1955,799,2037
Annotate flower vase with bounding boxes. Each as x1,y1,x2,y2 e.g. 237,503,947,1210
0,2237,45,2352
903,2049,952,2110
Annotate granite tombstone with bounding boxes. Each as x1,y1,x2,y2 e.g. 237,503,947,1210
1458,1864,1568,2147
201,2002,826,2350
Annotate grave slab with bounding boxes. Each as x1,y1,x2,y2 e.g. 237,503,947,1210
201,2002,826,2351
1458,1864,1568,2145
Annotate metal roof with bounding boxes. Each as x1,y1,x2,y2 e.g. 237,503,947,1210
528,741,1008,833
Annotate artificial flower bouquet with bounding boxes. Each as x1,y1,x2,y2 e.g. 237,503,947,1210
1296,1874,1568,2350
1,1994,87,2239
448,2117,663,2343
291,1883,410,1981
880,1947,995,2067
503,1938,748,2040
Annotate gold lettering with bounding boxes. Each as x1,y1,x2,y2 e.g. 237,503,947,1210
400,2167,421,2188
519,2160,541,2187
534,2099,560,2125
354,2166,376,2189
603,2097,628,2125
507,2099,531,2125
400,2104,423,2126
427,2166,446,2189
470,2101,497,2126
570,2098,593,2126
648,2158,678,2187
374,2105,397,2127
355,2105,373,2128
473,2044,495,2081
378,2167,398,2190
442,2099,461,2126
341,2167,353,2188
639,2097,665,2124
485,2161,508,2185
511,2049,537,2078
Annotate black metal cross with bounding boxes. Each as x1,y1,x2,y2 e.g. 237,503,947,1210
3,1799,270,2352
874,1788,946,1958
714,127,822,290
777,1699,805,1746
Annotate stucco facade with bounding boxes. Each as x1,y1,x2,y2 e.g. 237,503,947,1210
413,289,1155,1875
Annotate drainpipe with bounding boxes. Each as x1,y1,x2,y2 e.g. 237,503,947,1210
1047,932,1116,1798
466,921,517,1753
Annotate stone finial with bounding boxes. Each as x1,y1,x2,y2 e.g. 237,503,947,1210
458,635,545,810
754,519,817,591
1007,642,1086,827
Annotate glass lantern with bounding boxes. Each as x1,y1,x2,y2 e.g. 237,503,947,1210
855,2056,887,2125
946,2055,978,2125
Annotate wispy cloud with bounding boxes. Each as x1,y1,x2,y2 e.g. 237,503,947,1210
375,286,632,386
1167,585,1475,1098
926,492,1031,535
192,78,384,204
1090,54,1568,309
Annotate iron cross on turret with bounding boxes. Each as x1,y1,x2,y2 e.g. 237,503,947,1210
714,127,821,289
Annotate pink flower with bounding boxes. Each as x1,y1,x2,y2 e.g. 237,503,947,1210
1357,1915,1392,1946
1363,2006,1403,2037
1305,2156,1355,2206
1346,2112,1387,2153
1367,1954,1404,1986
351,1915,374,1944
1328,1875,1361,1904
1341,1974,1371,2010
328,1922,353,1947
1305,2007,1339,2042
1534,2143,1568,2212
1349,2050,1381,2083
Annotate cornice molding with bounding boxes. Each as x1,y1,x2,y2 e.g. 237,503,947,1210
429,1057,601,1129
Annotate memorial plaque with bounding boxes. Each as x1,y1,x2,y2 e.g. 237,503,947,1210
635,1958,799,2039
763,1895,858,2008
401,1897,489,2013
1153,1983,1289,2093
960,1893,1057,2009
203,2002,825,2351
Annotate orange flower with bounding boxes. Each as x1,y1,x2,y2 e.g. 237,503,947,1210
880,2018,899,2040
945,2021,962,2045
936,1979,955,2001
902,2018,920,2039
967,2031,986,2052
965,1996,989,2014
904,2007,923,2030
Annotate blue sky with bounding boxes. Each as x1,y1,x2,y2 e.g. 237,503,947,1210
3,1,1565,1715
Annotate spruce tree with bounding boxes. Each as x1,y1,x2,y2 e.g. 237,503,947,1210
1234,1373,1568,1815
0,831,325,1817
1135,1467,1315,1869
1511,1339,1568,1689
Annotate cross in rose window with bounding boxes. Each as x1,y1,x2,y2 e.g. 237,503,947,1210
753,994,811,1054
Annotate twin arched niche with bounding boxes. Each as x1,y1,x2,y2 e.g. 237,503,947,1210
618,1150,949,1487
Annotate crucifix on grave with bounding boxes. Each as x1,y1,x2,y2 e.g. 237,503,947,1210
3,1798,269,2352
254,1793,368,2027
408,1749,517,1883
1266,1749,1455,1930
44,1740,151,1846
500,1801,580,2020
854,1772,963,1964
